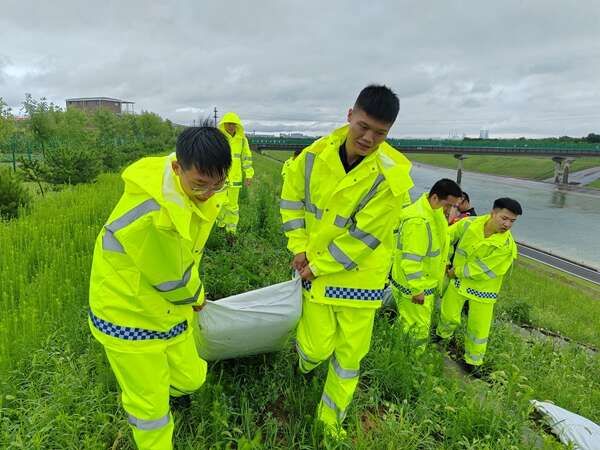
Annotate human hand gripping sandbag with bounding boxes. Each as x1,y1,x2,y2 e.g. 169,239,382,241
194,276,302,361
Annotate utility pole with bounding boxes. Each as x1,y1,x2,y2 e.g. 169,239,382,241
193,119,196,127
213,107,218,127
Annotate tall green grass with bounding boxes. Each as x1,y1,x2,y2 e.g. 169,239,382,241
1,153,598,449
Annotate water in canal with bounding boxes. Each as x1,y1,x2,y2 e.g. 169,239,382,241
409,163,600,270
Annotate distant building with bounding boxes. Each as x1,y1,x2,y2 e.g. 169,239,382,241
279,132,307,138
479,129,489,139
65,97,134,114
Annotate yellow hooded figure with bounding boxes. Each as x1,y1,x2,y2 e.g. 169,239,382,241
217,112,254,234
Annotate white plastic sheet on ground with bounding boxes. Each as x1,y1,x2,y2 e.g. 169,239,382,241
531,400,600,450
195,277,302,361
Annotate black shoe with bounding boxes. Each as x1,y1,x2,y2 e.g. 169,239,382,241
295,364,316,383
170,394,191,411
460,361,483,378
225,233,237,245
431,334,443,344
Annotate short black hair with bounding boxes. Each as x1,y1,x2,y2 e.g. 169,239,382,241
461,191,470,202
493,197,523,215
429,178,462,200
176,119,231,179
354,84,400,124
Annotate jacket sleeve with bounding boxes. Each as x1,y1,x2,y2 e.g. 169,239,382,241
115,217,204,306
447,219,469,260
397,218,431,294
458,243,515,281
242,137,254,179
310,183,403,276
280,155,308,255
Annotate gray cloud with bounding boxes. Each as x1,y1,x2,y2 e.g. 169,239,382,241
1,0,599,137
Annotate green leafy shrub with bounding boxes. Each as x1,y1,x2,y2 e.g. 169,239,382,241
502,298,532,324
0,169,31,219
44,147,102,185
96,145,124,172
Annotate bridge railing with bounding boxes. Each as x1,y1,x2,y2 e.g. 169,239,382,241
248,136,600,156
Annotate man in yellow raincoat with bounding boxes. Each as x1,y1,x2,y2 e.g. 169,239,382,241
280,85,413,438
436,197,522,374
390,178,462,347
217,112,254,235
89,123,231,450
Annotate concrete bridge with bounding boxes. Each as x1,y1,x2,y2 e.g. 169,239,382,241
248,136,600,185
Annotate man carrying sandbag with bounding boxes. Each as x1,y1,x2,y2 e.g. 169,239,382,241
88,122,231,450
280,85,413,439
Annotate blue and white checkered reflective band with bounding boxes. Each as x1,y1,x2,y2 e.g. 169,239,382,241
324,286,384,301
466,287,497,299
389,278,435,296
302,279,312,290
89,310,187,340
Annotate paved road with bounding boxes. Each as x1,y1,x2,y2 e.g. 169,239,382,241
518,242,600,286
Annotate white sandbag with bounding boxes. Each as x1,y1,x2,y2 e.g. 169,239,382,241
381,285,395,310
531,400,600,450
195,277,302,361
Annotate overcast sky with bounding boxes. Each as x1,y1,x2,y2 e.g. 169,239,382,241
1,0,599,138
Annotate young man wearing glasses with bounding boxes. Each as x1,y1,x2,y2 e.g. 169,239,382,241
88,122,231,450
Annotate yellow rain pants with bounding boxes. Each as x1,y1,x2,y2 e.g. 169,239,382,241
217,186,241,233
394,288,437,347
436,280,495,366
103,331,207,450
295,290,376,431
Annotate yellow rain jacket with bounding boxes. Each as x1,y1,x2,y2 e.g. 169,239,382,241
390,193,449,297
218,112,254,186
280,125,413,309
89,153,226,351
449,214,517,302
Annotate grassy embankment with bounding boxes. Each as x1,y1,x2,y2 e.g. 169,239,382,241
1,153,598,449
406,153,600,187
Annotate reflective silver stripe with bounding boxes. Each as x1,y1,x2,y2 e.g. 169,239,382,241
334,215,350,228
282,218,305,232
468,333,488,345
128,413,170,430
348,226,380,250
305,203,323,218
403,252,424,262
330,355,358,379
463,264,471,278
242,164,252,169
304,152,316,214
425,222,433,256
243,156,252,160
102,199,161,253
296,341,319,364
280,199,304,210
428,249,441,257
169,285,202,305
328,242,357,270
355,175,385,213
154,263,193,292
476,259,497,278
321,393,346,420
456,248,468,257
233,153,241,157
465,352,483,362
406,271,424,280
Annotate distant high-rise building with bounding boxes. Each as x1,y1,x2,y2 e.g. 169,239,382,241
479,129,489,139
